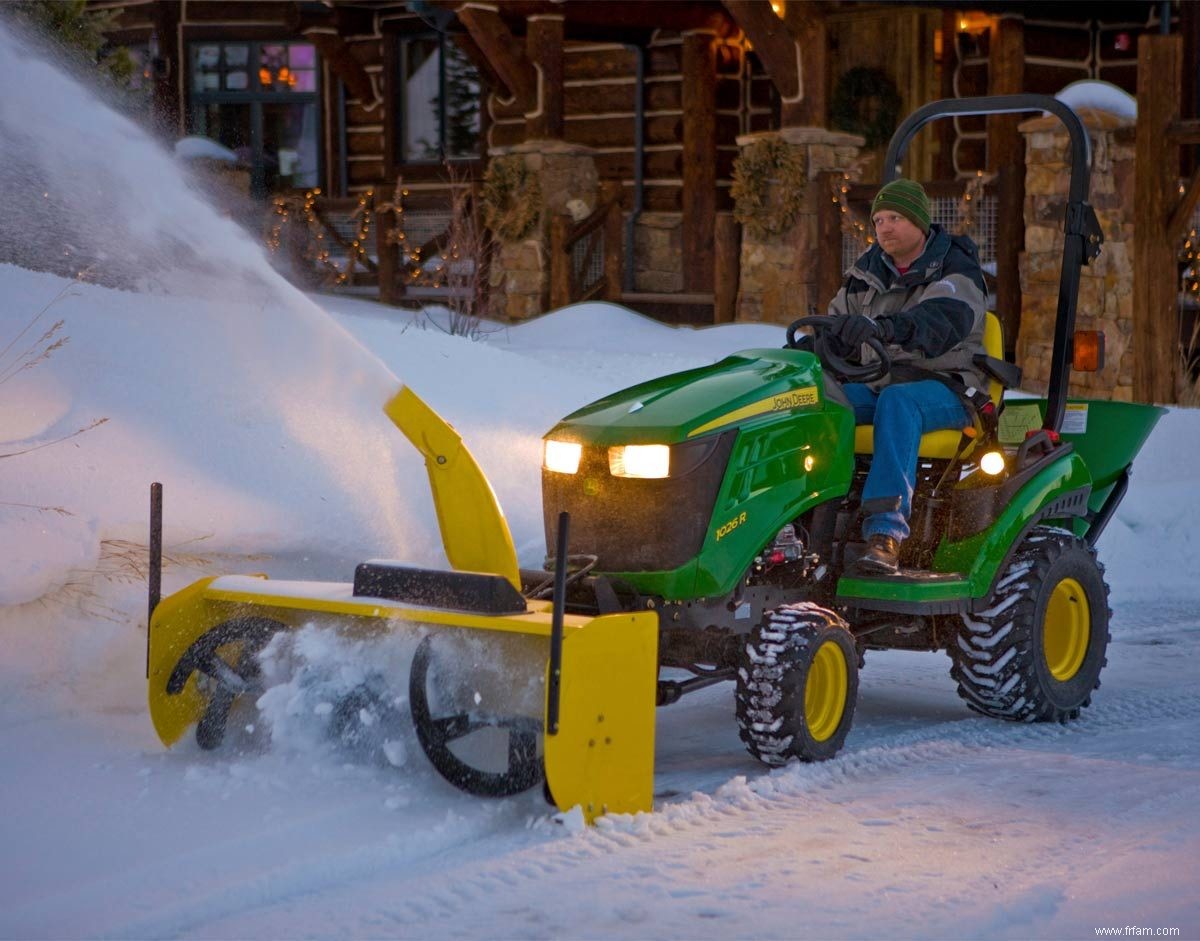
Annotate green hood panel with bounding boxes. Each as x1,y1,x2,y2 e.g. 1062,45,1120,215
547,349,827,446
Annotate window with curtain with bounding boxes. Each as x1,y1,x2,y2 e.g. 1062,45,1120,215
189,40,320,196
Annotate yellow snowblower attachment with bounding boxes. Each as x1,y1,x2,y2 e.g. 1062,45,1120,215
147,386,658,823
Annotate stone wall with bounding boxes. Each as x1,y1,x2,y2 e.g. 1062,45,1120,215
487,141,599,320
1017,110,1136,401
632,214,683,293
734,127,863,323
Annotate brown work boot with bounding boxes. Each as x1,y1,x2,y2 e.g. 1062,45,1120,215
854,534,900,575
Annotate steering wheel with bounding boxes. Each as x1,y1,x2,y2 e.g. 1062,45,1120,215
786,315,892,384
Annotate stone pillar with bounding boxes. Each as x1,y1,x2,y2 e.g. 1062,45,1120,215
734,127,863,323
487,140,599,321
1017,110,1135,401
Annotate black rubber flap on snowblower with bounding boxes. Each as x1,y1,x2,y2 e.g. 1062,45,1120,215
353,562,528,615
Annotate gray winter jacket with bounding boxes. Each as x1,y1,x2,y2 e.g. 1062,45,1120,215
827,224,989,391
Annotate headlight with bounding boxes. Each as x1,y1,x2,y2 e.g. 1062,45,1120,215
980,450,1007,476
543,439,582,475
609,444,670,479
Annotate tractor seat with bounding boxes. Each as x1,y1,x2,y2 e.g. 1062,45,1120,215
853,312,1006,459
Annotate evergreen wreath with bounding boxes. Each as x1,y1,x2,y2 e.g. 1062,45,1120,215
731,137,807,239
481,155,542,241
831,67,901,149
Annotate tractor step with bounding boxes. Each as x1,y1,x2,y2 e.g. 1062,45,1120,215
835,570,970,615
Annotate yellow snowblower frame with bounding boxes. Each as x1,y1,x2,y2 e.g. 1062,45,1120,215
147,386,659,823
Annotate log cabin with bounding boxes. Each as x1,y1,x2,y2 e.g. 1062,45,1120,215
91,0,1195,383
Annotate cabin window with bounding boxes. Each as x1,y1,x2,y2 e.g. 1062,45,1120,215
189,40,320,196
396,33,482,164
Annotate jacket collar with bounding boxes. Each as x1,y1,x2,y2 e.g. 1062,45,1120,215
851,224,953,290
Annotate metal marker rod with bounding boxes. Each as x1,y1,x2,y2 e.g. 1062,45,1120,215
546,511,570,736
146,482,162,679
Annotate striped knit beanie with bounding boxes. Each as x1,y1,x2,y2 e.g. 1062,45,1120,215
871,179,931,233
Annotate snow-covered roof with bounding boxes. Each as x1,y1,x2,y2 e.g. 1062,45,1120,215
1055,79,1137,120
174,135,240,163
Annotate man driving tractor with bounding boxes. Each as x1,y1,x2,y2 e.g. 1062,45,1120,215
826,178,989,575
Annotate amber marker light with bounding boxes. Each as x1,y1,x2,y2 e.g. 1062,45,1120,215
1072,331,1105,372
543,439,582,475
609,444,670,479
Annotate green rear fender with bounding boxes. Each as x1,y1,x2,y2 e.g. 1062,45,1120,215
934,451,1093,597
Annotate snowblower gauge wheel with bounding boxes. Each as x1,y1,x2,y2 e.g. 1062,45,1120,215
164,616,285,751
409,635,544,797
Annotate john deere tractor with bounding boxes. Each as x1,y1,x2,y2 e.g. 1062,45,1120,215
147,96,1165,822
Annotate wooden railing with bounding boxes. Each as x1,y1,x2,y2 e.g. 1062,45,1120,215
549,185,623,308
374,185,488,307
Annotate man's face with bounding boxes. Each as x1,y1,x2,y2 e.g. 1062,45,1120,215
872,210,926,265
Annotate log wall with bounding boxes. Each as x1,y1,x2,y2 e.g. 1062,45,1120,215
950,9,1172,177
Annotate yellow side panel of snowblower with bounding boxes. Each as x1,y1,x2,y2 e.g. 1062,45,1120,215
544,610,659,822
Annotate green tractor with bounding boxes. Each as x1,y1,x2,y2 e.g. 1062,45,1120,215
148,96,1164,821
534,95,1161,771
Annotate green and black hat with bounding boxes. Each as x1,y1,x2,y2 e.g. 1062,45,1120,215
871,179,931,233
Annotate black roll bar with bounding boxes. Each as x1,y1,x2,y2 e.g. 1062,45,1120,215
881,95,1104,435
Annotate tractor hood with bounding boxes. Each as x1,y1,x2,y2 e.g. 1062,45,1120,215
546,348,829,446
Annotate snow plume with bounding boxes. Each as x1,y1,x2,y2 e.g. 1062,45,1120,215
0,18,273,297
0,21,426,592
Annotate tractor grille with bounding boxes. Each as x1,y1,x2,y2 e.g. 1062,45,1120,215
542,431,736,573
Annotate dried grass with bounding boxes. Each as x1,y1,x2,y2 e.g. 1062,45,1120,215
1178,315,1200,408
37,536,272,622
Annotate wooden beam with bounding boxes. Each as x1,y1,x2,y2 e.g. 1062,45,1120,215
816,171,843,310
304,31,376,106
682,31,717,294
935,9,958,180
550,215,572,309
455,3,536,111
526,14,564,139
1168,119,1200,146
1169,169,1200,243
987,14,1024,358
785,3,828,127
1134,33,1183,404
288,4,378,106
714,213,740,323
722,0,804,126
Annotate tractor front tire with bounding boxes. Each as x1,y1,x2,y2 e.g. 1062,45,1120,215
951,526,1110,723
736,603,859,765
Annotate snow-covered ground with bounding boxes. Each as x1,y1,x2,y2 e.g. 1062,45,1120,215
1,21,1198,941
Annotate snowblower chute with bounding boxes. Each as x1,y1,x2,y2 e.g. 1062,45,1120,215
147,387,658,823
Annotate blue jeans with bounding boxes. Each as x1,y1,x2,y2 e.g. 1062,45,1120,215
843,380,968,543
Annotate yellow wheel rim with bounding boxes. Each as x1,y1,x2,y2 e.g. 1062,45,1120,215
1043,577,1091,681
805,639,849,742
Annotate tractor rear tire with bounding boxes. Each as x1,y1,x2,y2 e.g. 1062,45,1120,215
735,603,859,765
950,526,1111,723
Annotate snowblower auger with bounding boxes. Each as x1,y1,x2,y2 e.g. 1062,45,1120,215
147,387,658,823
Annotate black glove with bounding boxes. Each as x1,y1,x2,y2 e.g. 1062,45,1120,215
831,314,894,348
